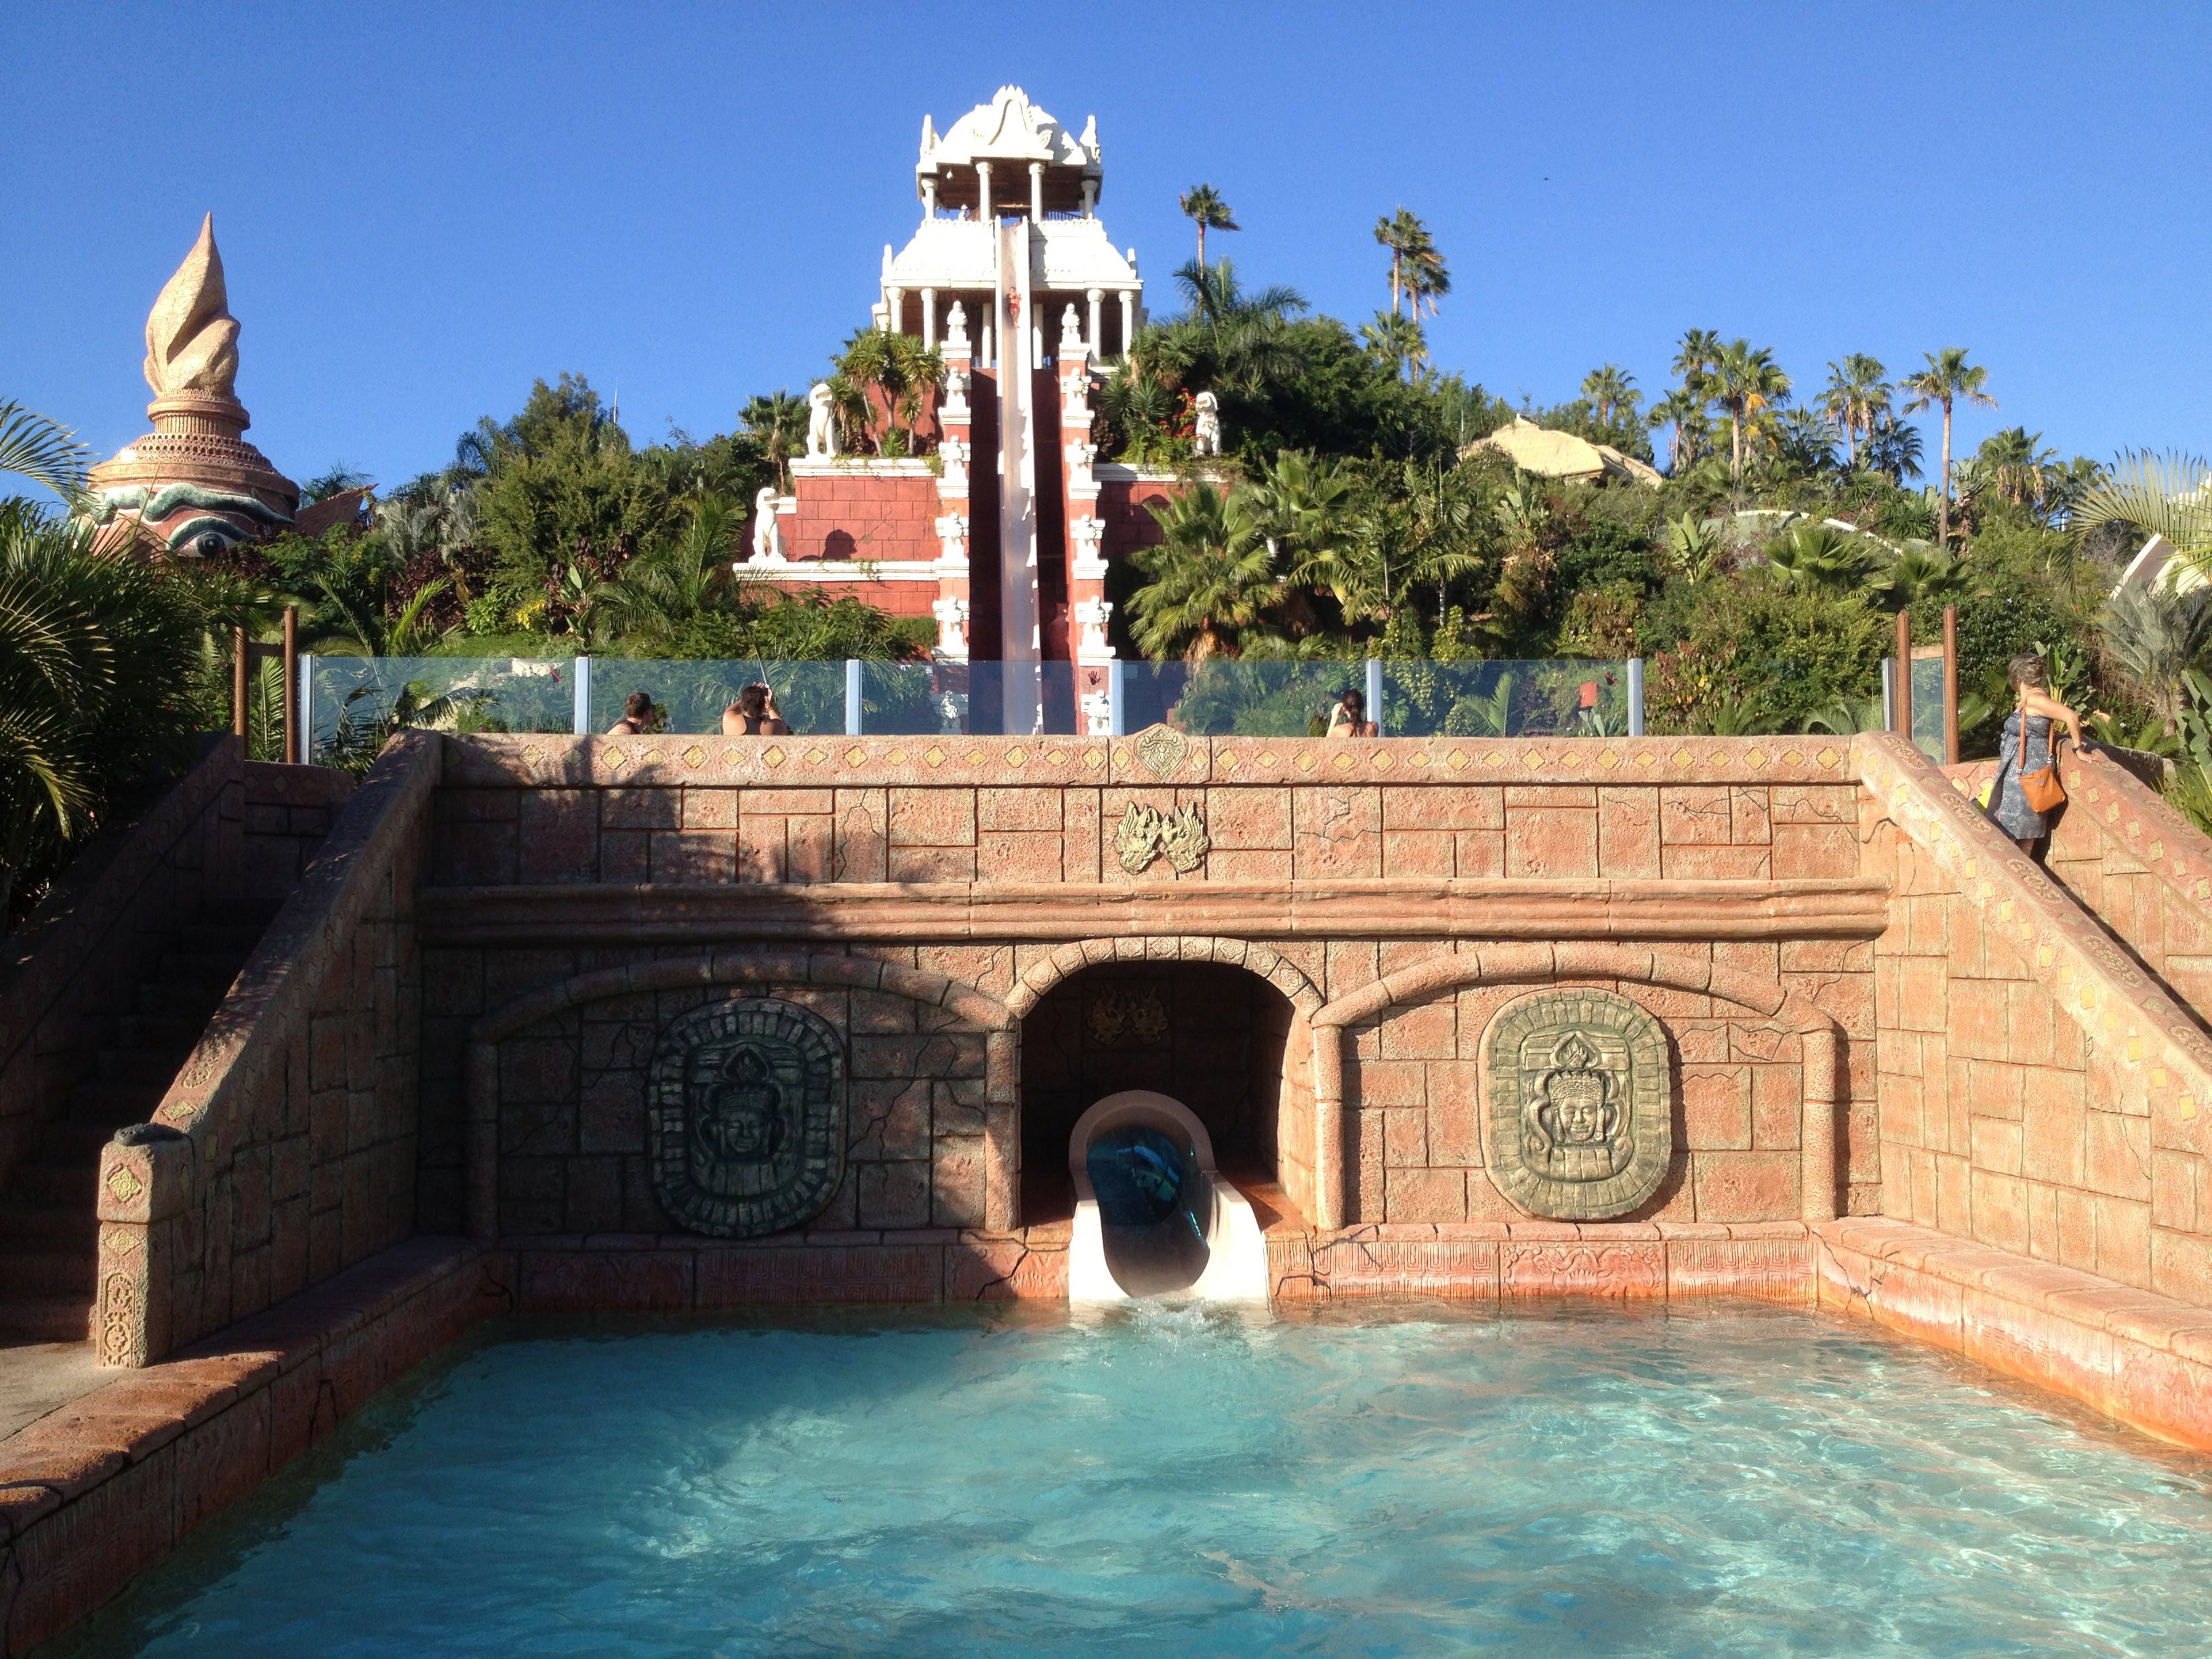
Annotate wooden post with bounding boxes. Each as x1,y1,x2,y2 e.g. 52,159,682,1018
231,626,248,740
1942,605,1960,764
1893,609,1912,751
281,605,300,763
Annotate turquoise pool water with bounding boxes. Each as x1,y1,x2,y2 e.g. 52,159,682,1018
58,1303,2212,1657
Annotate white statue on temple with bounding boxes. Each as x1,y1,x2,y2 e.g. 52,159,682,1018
806,382,838,459
751,484,785,562
944,300,970,351
1193,389,1222,457
1061,304,1084,354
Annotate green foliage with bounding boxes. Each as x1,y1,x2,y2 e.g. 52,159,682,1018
1643,578,1887,735
0,506,206,926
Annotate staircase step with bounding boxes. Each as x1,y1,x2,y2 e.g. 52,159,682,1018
95,1047,193,1087
9,1158,97,1205
62,1082,163,1128
0,1205,97,1248
0,1295,93,1343
7,1250,94,1295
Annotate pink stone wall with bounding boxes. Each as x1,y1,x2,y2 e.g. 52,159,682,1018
97,738,438,1365
0,739,243,1199
779,473,940,562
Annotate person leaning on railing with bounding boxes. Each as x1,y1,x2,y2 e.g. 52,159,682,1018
1327,687,1378,737
722,682,790,736
607,691,655,735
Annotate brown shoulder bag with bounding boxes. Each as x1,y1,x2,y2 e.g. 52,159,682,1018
2016,692,2067,814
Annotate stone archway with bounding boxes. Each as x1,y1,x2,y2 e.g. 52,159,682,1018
1005,938,1323,1225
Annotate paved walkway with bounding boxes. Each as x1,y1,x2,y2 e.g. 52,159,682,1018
0,1338,104,1443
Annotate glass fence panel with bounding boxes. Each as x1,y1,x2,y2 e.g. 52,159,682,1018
1910,655,1946,762
864,661,1088,736
1121,660,1629,738
587,661,848,736
305,656,577,765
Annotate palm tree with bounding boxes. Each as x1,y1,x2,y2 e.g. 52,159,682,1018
1128,483,1275,660
2070,451,2212,571
1178,184,1238,267
1819,355,1890,468
1581,365,1640,429
830,330,944,457
1864,415,1924,485
1373,209,1447,317
1647,386,1708,474
1868,544,1972,611
1710,339,1792,487
1974,426,2059,513
1671,329,1724,393
0,401,91,508
1359,311,1428,382
1900,348,1995,548
740,392,808,489
1763,523,1879,595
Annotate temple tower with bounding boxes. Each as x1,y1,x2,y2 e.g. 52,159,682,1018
885,87,1143,717
86,215,298,556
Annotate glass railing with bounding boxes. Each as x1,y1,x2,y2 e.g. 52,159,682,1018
296,654,1643,763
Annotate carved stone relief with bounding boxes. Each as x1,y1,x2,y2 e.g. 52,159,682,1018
1479,989,1672,1221
1088,987,1168,1047
1114,802,1210,874
647,998,845,1237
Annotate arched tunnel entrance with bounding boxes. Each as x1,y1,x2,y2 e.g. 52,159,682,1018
1018,960,1303,1227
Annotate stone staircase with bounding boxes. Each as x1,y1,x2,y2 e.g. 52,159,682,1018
0,911,272,1344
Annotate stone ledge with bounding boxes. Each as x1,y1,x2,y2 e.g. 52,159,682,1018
0,1237,504,1656
1816,1216,2212,1450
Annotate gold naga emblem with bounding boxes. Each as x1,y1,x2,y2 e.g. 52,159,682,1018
1114,802,1210,874
1088,987,1169,1047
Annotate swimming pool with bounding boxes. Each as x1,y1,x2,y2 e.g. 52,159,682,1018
55,1303,2212,1656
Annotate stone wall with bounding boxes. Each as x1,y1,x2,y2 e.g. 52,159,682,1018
0,739,242,1198
95,737,438,1365
780,469,940,564
239,761,354,911
416,732,1884,1251
1862,733,2212,1307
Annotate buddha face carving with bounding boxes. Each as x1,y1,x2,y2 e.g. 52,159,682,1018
649,998,844,1237
1482,990,1673,1221
1525,1033,1632,1183
690,1044,785,1174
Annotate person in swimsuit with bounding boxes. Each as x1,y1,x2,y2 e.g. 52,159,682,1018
1327,687,1378,737
607,691,655,735
722,682,789,736
1987,653,2083,852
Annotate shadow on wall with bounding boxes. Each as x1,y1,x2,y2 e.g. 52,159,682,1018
1019,961,1295,1225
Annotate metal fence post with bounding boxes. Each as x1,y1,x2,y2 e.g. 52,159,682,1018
1365,659,1385,735
298,653,314,764
573,656,592,735
1109,659,1129,737
845,659,864,736
1881,658,1894,733
1626,657,1645,737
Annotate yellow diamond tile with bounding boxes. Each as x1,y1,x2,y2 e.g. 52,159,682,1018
1005,747,1027,767
1296,751,1316,772
1082,748,1104,769
1521,750,1545,770
1409,751,1430,769
1046,747,1068,765
1744,747,1765,767
886,747,908,764
762,746,785,767
600,747,625,768
1634,752,1656,769
1218,750,1241,771
684,745,707,768
1816,746,1839,768
804,746,827,765
1671,748,1692,767
845,745,865,765
642,749,665,765
521,744,543,765
1447,750,1469,771
1482,752,1505,769
1371,752,1392,771
1782,749,1804,765
1332,752,1354,771
1258,750,1279,768
924,745,947,768
722,746,743,765
1597,749,1619,769
106,1168,143,1203
964,747,986,765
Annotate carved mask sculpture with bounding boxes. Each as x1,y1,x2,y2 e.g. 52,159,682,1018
1482,989,1673,1221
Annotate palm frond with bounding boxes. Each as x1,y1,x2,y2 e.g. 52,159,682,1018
0,401,91,506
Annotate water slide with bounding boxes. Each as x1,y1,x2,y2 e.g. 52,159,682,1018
1066,1091,1271,1303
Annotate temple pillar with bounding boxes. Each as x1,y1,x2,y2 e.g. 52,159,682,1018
885,287,903,335
1058,310,1113,734
922,176,937,217
1029,161,1044,220
1086,287,1103,356
931,302,975,662
977,161,993,221
1118,290,1134,357
920,287,937,349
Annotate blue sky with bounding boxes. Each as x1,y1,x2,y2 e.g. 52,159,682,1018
3,3,2205,495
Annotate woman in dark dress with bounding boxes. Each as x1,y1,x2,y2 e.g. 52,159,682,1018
1987,653,2083,851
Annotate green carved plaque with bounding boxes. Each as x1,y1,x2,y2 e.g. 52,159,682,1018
1480,989,1672,1221
648,998,844,1237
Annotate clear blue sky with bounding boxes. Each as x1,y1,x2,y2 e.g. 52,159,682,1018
3,3,2205,495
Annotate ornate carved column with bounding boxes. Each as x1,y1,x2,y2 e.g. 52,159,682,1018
931,301,975,662
1057,307,1114,733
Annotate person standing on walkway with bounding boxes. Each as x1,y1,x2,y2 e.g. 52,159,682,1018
1986,654,2083,853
